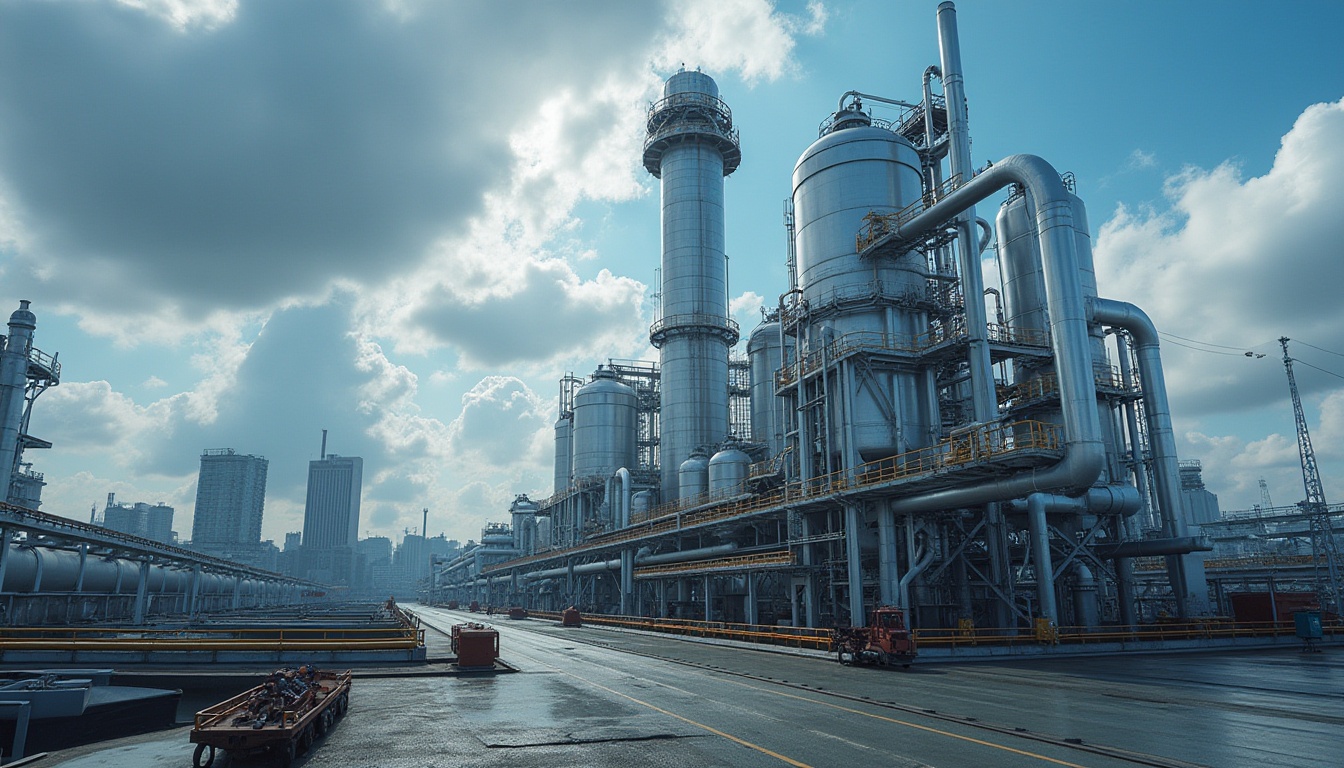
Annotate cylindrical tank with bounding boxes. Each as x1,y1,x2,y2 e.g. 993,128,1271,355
553,415,572,494
747,320,790,457
535,516,552,551
631,490,656,519
678,451,710,501
645,70,742,502
511,497,539,555
792,111,935,463
571,369,637,484
708,446,751,495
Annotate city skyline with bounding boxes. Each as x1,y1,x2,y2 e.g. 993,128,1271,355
1,1,1341,545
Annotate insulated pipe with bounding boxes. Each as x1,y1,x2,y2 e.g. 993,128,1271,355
936,3,995,424
882,154,1106,513
1090,297,1192,616
898,523,935,611
1089,299,1185,539
521,542,738,582
1025,493,1079,623
1114,333,1153,531
617,467,631,528
1093,537,1212,559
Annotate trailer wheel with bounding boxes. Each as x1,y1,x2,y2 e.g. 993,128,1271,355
279,740,296,768
316,708,332,736
192,743,216,768
336,692,349,717
298,726,313,755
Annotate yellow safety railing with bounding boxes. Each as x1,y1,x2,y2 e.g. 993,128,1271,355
0,625,424,652
522,612,1341,652
633,551,795,578
484,420,1063,577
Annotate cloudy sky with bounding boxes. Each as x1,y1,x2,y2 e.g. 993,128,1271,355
1,0,1342,548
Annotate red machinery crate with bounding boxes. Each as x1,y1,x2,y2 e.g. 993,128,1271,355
451,623,499,668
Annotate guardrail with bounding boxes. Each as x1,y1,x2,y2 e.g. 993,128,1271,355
522,612,1341,652
0,625,425,652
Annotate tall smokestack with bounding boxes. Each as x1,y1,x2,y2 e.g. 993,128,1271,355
643,69,742,500
320,429,328,460
422,507,428,539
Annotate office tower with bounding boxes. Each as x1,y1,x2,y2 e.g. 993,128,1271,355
191,449,269,553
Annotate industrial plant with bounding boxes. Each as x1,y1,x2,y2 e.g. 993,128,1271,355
430,2,1341,635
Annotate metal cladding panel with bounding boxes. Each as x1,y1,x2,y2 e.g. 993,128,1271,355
792,126,925,337
572,374,638,482
664,70,719,100
660,145,728,319
678,454,709,499
660,335,730,496
535,516,552,550
998,192,1102,360
708,447,751,493
747,320,788,455
553,416,572,494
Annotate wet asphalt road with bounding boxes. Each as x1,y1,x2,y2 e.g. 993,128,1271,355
41,605,1343,767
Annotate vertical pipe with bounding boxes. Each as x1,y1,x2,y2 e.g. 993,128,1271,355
877,507,898,605
936,3,996,424
0,302,37,497
1115,333,1153,531
845,504,865,626
1026,494,1058,623
133,560,150,625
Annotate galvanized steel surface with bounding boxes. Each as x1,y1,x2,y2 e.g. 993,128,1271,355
553,416,572,494
708,447,751,494
746,320,788,456
571,370,637,483
646,71,739,499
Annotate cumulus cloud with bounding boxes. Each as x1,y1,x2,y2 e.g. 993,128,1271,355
1096,98,1344,416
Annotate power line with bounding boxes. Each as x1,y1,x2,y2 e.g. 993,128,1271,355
1294,340,1344,359
1290,357,1344,382
1160,336,1261,357
1159,331,1257,351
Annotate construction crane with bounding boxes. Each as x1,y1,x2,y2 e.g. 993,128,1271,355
1279,337,1343,614
1258,477,1273,511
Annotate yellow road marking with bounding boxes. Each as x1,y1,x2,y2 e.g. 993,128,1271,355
723,677,1091,768
558,670,814,768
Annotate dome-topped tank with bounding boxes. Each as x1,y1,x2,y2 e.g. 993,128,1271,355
792,113,926,338
792,110,935,462
571,368,637,483
678,450,710,500
709,446,751,495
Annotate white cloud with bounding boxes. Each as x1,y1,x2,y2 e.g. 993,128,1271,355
1095,98,1344,417
1127,148,1157,169
116,0,238,30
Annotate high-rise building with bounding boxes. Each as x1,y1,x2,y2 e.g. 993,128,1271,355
191,449,269,553
102,493,176,544
302,454,363,550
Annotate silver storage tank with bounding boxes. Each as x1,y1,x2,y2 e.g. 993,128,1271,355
535,516,552,551
631,490,656,519
747,319,790,457
571,368,638,484
709,446,752,495
553,415,572,495
998,190,1122,478
645,69,741,501
511,496,539,554
792,108,935,462
678,450,710,501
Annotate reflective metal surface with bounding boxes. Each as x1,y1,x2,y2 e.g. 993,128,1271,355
571,369,637,484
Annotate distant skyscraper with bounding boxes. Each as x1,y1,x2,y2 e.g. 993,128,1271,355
302,453,363,550
102,492,176,544
191,449,269,552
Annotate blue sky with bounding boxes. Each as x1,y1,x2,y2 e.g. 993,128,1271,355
1,0,1342,546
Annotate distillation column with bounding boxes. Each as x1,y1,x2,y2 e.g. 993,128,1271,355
643,70,742,500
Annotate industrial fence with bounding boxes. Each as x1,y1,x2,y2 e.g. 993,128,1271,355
517,611,1342,652
0,624,425,652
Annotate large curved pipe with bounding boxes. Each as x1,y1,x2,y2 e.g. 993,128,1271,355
1089,299,1186,540
880,154,1107,513
615,468,632,528
897,526,935,611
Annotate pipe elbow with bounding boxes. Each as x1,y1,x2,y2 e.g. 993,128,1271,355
1091,297,1158,347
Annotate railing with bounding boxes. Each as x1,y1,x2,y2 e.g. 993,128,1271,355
648,312,740,346
854,174,964,253
482,420,1062,577
522,612,1340,653
633,550,795,578
0,625,425,652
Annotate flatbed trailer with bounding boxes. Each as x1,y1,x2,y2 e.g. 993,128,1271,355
189,668,352,767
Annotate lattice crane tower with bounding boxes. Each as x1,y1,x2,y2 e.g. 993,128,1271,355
1279,336,1343,613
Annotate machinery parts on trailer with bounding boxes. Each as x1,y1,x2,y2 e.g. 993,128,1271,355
189,666,351,767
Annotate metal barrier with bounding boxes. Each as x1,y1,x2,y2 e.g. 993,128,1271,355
0,625,424,652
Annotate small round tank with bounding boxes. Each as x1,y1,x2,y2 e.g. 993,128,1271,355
678,451,710,500
571,368,637,483
631,490,656,519
709,446,752,495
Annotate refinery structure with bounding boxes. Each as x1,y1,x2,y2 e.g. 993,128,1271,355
429,2,1344,631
